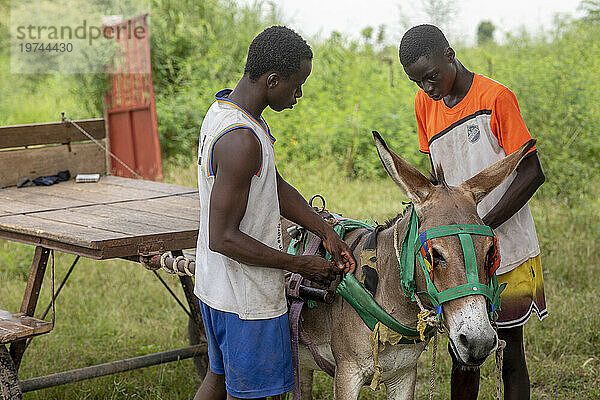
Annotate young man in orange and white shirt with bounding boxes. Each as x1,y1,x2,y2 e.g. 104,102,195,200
399,24,547,400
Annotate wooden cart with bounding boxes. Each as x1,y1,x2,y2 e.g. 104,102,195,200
0,118,207,398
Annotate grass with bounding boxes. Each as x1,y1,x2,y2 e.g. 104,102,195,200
0,158,598,399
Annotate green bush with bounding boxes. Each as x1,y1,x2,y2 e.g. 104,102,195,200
0,0,597,204
461,18,600,203
146,3,599,203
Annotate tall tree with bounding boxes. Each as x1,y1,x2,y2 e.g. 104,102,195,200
423,0,456,32
477,21,496,45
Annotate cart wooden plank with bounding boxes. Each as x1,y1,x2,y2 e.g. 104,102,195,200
0,310,53,344
0,214,128,247
0,189,90,212
0,142,106,187
0,228,197,260
109,200,199,222
0,118,105,149
14,183,149,204
93,230,198,259
0,176,199,259
144,194,200,210
99,175,195,194
0,203,38,214
0,201,58,216
31,208,185,237
79,204,198,232
32,178,195,199
14,182,196,206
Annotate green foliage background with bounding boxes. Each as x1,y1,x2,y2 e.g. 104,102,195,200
0,0,598,203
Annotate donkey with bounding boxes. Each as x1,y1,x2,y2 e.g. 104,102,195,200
285,132,535,399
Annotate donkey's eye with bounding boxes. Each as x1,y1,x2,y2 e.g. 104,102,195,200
432,248,445,266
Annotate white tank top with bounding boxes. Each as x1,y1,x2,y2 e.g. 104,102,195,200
194,89,286,319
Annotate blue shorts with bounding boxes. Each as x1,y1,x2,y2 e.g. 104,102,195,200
199,300,295,398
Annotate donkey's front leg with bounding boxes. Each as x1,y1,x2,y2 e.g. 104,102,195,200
384,364,418,400
298,366,314,400
333,361,368,399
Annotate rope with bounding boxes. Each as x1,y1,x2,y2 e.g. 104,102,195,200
172,256,186,276
24,251,70,353
414,294,443,331
396,218,445,400
156,252,194,276
160,252,170,273
429,331,438,400
62,114,142,179
415,293,442,400
393,207,505,400
397,216,441,399
183,257,194,276
494,324,506,400
393,217,402,267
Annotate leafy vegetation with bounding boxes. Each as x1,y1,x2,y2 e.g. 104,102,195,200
1,0,597,203
133,0,600,204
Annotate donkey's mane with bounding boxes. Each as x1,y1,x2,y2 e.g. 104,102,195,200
381,205,410,230
381,213,402,230
380,164,449,230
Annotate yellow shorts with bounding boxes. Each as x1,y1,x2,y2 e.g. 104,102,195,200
496,255,548,328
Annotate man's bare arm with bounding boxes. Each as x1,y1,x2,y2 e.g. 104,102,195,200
276,171,357,273
208,129,337,284
482,152,545,229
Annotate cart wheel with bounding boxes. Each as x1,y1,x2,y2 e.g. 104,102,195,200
0,345,22,400
187,317,208,378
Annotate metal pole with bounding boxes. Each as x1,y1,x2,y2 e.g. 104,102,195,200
20,344,207,393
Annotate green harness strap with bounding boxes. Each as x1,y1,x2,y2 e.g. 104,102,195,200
286,215,434,343
398,204,420,300
400,204,507,321
336,273,432,342
286,215,373,258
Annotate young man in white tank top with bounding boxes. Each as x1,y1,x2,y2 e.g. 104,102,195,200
194,26,356,400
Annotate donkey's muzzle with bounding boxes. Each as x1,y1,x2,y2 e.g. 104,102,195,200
453,330,497,366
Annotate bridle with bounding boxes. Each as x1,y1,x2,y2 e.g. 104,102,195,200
395,203,506,322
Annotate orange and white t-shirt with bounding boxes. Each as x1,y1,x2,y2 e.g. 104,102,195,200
415,74,540,274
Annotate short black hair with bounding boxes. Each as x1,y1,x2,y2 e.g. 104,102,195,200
399,24,449,67
244,26,313,81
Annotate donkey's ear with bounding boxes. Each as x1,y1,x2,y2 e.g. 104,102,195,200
459,139,536,203
373,131,434,204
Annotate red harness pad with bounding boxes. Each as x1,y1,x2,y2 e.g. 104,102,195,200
488,236,501,277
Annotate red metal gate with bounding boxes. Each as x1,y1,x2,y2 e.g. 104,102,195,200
104,14,163,181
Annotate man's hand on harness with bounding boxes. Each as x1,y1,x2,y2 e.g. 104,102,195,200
323,231,356,274
291,255,339,286
275,169,357,275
